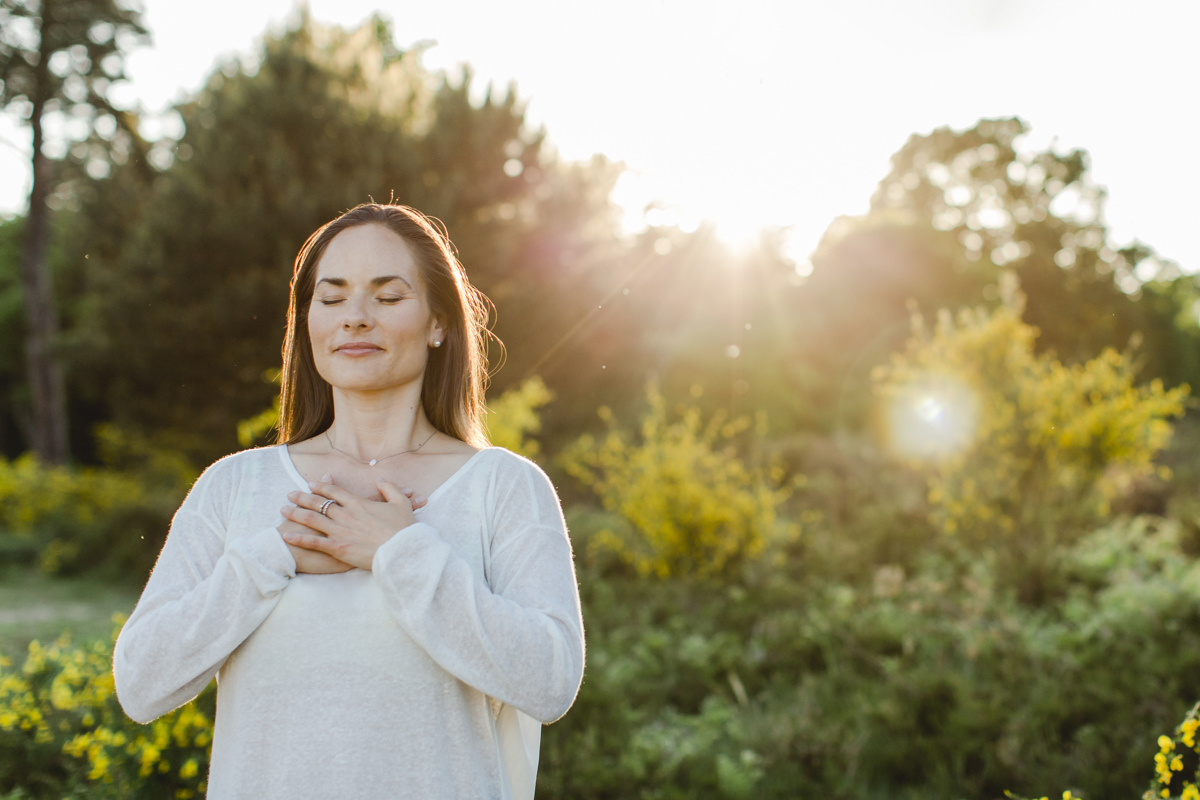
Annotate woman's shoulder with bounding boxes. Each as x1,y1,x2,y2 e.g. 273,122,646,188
190,445,289,492
469,447,561,497
471,446,544,475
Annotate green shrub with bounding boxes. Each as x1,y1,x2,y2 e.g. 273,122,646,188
540,505,1200,800
0,428,194,580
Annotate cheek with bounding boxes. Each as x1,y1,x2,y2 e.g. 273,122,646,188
306,310,333,363
307,307,330,341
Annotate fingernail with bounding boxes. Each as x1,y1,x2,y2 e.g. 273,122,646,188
322,473,332,483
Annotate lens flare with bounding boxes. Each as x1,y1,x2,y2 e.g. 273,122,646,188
883,374,979,460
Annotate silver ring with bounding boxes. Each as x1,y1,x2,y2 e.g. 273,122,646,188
318,499,335,517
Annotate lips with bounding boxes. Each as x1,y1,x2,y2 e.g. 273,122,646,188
335,342,383,356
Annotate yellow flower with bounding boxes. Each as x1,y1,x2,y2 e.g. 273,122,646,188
1181,718,1199,749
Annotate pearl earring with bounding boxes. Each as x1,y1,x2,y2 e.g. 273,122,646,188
432,340,442,348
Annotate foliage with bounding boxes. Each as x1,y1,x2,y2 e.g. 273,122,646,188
0,0,147,128
799,117,1200,434
561,386,793,579
539,510,1200,800
60,12,620,464
483,376,553,460
1,0,149,463
234,371,281,450
874,285,1188,599
870,116,1176,366
0,428,194,578
2,497,1199,798
0,623,213,799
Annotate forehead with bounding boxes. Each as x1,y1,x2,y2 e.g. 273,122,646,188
315,224,419,282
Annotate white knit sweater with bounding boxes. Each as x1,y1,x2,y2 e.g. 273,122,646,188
113,445,585,799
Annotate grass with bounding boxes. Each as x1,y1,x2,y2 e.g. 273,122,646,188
0,568,140,659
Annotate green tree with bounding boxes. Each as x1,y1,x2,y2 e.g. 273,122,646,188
0,0,146,463
797,117,1198,434
870,116,1174,365
67,12,617,461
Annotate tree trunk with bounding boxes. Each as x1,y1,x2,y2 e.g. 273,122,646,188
21,1,69,464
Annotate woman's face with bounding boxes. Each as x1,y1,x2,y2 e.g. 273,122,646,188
307,224,444,396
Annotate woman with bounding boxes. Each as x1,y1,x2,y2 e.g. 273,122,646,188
114,203,585,800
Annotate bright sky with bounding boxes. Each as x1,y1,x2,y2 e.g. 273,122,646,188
1,0,1198,271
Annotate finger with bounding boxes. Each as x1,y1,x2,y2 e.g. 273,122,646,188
278,517,325,537
282,529,334,553
282,504,342,534
307,479,363,507
287,491,341,514
377,480,415,507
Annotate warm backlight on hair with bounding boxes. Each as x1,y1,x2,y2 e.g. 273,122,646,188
882,373,979,461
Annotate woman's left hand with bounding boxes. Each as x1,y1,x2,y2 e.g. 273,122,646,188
281,477,426,571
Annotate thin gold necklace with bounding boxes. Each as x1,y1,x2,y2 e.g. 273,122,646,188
324,429,437,467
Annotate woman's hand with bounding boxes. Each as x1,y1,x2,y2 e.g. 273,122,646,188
279,476,426,571
279,517,355,575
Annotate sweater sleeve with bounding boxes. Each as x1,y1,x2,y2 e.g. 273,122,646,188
113,460,297,724
372,455,585,724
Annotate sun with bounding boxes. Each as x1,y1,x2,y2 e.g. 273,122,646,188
882,373,980,461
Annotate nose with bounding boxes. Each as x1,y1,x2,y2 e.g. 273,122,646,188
341,296,372,329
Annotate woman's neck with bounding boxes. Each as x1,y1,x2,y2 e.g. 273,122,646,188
325,386,435,461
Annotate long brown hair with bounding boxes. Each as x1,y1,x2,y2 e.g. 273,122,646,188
277,204,494,447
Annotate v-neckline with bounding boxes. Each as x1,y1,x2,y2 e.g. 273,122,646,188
277,444,495,509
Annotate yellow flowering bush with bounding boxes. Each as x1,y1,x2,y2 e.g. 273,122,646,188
484,376,554,460
0,620,213,799
1145,702,1200,800
875,289,1188,562
0,433,193,579
561,385,793,579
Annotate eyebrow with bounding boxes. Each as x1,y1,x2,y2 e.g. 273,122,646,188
315,275,414,291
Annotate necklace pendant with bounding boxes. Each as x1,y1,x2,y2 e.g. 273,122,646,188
368,459,378,467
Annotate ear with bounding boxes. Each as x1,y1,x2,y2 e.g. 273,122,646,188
428,315,446,349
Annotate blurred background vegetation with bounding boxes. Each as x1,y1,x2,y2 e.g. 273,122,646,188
2,5,1200,799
